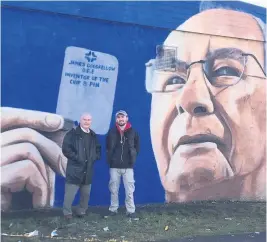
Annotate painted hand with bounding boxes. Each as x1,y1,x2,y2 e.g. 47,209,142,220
1,107,69,211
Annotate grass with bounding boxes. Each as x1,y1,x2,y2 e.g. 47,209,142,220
1,201,266,242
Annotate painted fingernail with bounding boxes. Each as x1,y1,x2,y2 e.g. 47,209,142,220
45,115,64,129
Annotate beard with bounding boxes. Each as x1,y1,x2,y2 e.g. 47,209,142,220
117,121,126,126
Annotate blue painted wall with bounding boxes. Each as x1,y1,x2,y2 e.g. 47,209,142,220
1,1,266,210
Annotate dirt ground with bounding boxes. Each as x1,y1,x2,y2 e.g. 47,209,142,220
1,201,266,242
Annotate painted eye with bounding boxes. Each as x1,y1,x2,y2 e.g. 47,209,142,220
164,76,186,92
207,66,242,87
213,66,240,77
166,76,186,85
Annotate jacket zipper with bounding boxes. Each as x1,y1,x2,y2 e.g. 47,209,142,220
120,132,124,163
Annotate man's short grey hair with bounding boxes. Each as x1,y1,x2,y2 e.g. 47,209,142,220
199,1,266,71
80,113,92,119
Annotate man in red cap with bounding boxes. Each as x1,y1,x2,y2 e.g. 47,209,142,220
106,110,140,218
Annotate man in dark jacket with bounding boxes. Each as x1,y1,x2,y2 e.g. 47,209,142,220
106,110,140,218
62,113,101,219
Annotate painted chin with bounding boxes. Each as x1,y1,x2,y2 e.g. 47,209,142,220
164,142,234,196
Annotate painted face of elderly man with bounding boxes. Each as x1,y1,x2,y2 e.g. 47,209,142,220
146,8,266,202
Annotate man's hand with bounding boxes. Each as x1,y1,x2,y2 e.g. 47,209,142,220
1,107,69,211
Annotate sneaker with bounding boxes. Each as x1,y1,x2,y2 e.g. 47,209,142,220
103,210,117,218
127,212,138,220
64,214,73,220
108,210,118,216
76,212,86,218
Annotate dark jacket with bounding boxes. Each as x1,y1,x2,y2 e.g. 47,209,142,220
106,123,139,169
62,126,101,185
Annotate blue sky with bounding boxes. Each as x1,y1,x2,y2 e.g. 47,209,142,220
241,0,266,8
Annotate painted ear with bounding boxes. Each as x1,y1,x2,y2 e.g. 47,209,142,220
145,59,155,93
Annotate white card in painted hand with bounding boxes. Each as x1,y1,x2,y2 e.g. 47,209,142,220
56,46,119,135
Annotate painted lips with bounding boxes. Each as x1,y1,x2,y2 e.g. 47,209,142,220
173,134,226,154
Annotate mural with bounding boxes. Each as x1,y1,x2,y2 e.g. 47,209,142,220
1,47,119,210
145,9,266,202
1,1,266,211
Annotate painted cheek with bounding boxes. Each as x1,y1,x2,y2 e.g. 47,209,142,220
213,80,265,173
151,94,177,180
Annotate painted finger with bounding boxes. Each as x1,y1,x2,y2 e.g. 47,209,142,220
1,143,48,183
1,160,48,210
1,128,67,176
46,165,56,207
1,107,64,132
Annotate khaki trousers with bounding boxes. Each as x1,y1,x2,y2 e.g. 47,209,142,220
109,168,135,214
63,183,91,216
